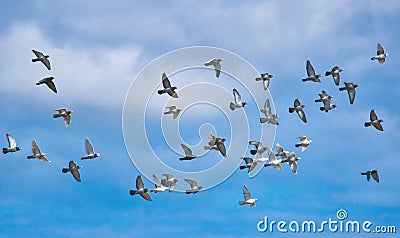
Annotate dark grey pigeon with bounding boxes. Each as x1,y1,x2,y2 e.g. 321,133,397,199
157,73,178,98
289,99,307,123
230,89,247,111
315,90,335,112
129,175,152,201
364,109,384,131
255,73,273,90
302,60,321,83
239,157,253,171
36,77,57,93
179,144,197,161
62,160,82,182
3,134,22,154
361,170,379,183
325,66,343,86
339,82,358,105
32,49,51,70
371,43,388,64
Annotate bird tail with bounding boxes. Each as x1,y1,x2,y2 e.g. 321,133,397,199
204,146,212,150
295,144,301,148
238,201,246,206
301,78,308,82
2,148,9,154
239,165,248,170
325,71,332,76
32,59,39,62
315,99,322,103
157,90,164,95
27,155,35,159
53,114,62,118
339,87,346,91
204,62,211,66
129,190,137,196
319,107,327,112
371,57,376,61
260,118,267,123
250,150,257,155
364,122,371,127
289,108,294,113
255,77,262,81
229,103,236,111
62,168,69,173
81,156,89,160
185,191,193,194
179,157,191,161
361,172,367,175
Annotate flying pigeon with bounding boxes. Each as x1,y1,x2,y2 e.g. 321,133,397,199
289,99,307,123
32,49,51,70
157,73,178,98
302,60,321,83
179,144,197,161
325,66,343,86
275,143,289,159
361,170,379,183
248,141,269,156
260,99,279,125
53,108,72,127
81,137,101,160
239,157,254,171
161,174,178,192
184,179,203,194
255,73,273,90
129,175,152,201
319,103,337,113
281,152,301,174
364,109,384,131
230,88,247,111
264,152,283,170
164,106,181,119
2,134,22,154
248,150,269,173
204,58,223,78
150,175,168,193
295,136,312,152
238,185,257,207
36,77,57,93
27,140,50,162
62,160,82,182
371,43,388,64
315,90,337,112
339,82,358,105
207,133,227,157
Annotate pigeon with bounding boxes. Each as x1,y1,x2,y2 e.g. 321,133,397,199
364,109,384,131
230,89,247,111
207,133,227,157
204,58,223,78
2,134,22,154
275,143,289,159
53,108,72,127
238,185,257,207
325,66,343,86
315,90,336,112
27,140,50,162
164,106,181,119
36,77,57,93
129,175,152,201
264,152,283,170
371,43,388,64
339,82,358,105
281,152,301,174
260,99,279,125
157,73,178,98
302,60,321,82
62,160,82,182
361,170,379,183
248,150,269,173
289,99,307,123
179,144,197,161
239,157,254,171
255,73,273,90
248,141,269,156
150,175,168,193
184,179,203,194
161,174,178,192
81,137,101,160
32,49,51,70
295,136,312,152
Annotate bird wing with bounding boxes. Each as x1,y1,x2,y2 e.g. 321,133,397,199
290,161,298,174
323,100,331,111
294,99,300,107
166,106,176,111
162,173,174,181
184,179,197,189
243,185,251,201
55,108,67,113
71,168,81,182
377,43,384,55
348,87,356,105
208,133,216,146
181,144,193,157
269,152,277,161
152,175,163,187
371,171,379,183
216,142,227,157
32,49,44,58
370,109,378,121
64,114,71,127
276,143,284,153
297,109,307,123
6,134,16,148
333,73,340,86
233,89,241,104
263,78,270,90
214,62,221,78
162,73,171,88
263,99,272,117
31,140,40,154
85,138,95,155
298,136,307,142
42,58,51,70
45,79,57,93
306,60,316,77
136,175,145,190
373,122,384,131
242,157,253,165
140,192,152,201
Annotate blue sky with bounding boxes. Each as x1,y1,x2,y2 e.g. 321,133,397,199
0,0,399,237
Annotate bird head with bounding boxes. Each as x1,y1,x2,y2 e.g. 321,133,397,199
242,102,247,107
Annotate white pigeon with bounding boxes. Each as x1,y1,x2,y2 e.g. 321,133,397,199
27,140,50,162
248,149,270,173
150,175,168,193
179,144,197,161
184,179,203,194
129,175,152,201
371,43,388,64
2,133,22,154
161,174,178,192
157,73,178,98
62,160,82,182
264,152,283,171
325,66,343,86
238,185,257,207
81,137,101,160
295,136,312,152
282,152,301,174
339,82,358,105
32,49,51,70
260,99,279,125
364,109,384,131
289,99,307,123
53,108,72,127
302,60,321,83
164,106,181,119
255,73,273,90
230,88,247,111
204,58,223,78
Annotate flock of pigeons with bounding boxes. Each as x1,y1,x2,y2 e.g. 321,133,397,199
2,50,102,182
3,44,387,204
